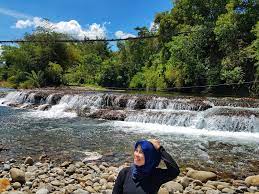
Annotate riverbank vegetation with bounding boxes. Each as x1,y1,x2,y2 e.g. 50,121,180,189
0,0,258,96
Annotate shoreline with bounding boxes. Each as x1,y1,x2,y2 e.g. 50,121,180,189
0,157,259,194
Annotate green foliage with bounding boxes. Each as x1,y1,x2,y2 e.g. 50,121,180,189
46,62,63,85
19,80,35,89
25,70,45,88
130,72,145,88
0,0,258,96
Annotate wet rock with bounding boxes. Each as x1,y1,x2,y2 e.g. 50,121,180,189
133,97,147,109
245,175,259,186
10,168,25,184
46,94,62,105
187,170,217,182
37,104,51,111
88,109,126,121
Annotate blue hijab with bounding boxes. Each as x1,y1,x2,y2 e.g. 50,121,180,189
132,140,161,180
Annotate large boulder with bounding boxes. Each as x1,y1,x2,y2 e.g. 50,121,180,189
187,170,217,182
245,175,259,186
10,168,25,184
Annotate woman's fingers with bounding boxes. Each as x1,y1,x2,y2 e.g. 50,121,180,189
148,139,161,150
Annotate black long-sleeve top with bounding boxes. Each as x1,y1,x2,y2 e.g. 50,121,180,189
112,146,180,194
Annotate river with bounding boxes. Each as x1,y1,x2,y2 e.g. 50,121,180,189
0,88,258,179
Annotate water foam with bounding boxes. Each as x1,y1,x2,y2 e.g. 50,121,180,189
24,103,77,119
108,121,259,143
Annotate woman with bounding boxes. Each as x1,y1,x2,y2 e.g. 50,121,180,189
112,139,180,194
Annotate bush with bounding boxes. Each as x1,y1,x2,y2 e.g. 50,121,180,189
19,80,35,89
130,72,145,88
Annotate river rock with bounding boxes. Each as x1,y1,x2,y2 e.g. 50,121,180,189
66,164,76,175
85,186,96,193
53,168,64,176
0,178,11,192
205,190,221,194
102,190,113,194
12,182,22,189
107,175,116,182
163,181,183,193
60,161,71,167
180,176,191,188
3,164,11,171
245,175,259,186
158,188,169,194
36,188,49,194
206,181,230,187
187,170,217,182
73,188,89,194
88,109,126,121
10,168,25,184
38,104,51,111
221,187,235,193
24,157,34,166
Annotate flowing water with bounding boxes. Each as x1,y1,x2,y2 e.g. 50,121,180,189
0,88,258,179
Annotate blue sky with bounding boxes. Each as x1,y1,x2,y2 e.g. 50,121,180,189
0,0,172,40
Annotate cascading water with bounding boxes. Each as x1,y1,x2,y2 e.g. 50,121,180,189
1,90,258,132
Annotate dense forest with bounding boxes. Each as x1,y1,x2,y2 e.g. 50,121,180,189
0,0,259,96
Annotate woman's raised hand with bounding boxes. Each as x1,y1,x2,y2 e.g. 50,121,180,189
149,139,161,150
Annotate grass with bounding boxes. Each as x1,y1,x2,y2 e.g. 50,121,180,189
0,81,16,88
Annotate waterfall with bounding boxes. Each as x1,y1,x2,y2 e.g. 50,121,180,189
1,90,258,132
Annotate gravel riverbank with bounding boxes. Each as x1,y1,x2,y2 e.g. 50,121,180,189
0,157,259,194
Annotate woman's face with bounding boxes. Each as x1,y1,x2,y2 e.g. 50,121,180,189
134,145,145,166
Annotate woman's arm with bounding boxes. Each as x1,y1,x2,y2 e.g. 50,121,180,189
112,167,129,194
149,139,180,184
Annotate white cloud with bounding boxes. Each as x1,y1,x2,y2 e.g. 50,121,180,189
15,19,34,29
15,17,107,39
115,31,136,39
149,22,159,32
0,7,31,19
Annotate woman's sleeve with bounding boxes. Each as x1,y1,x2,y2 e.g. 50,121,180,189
112,167,128,194
157,146,180,185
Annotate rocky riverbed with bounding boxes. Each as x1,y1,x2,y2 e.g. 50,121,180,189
0,157,259,194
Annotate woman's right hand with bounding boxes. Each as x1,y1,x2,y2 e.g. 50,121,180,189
149,139,161,150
